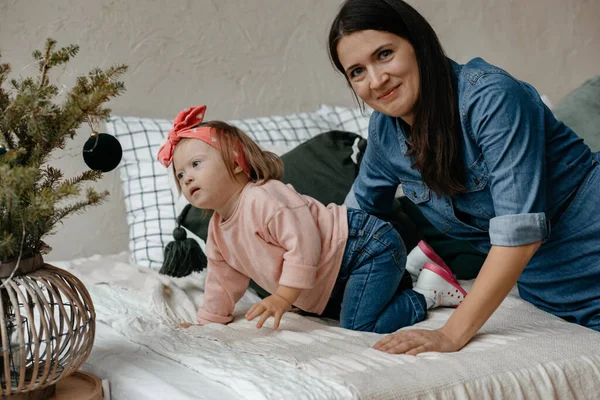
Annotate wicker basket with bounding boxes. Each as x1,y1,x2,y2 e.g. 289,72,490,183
0,255,95,397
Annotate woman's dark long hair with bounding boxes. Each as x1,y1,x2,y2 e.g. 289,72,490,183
328,0,465,196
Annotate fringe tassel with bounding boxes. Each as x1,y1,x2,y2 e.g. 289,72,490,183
160,205,207,277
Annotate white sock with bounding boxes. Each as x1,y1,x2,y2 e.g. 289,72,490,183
414,288,440,310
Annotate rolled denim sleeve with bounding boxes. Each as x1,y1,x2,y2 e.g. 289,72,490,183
467,73,551,246
488,213,549,246
352,114,400,216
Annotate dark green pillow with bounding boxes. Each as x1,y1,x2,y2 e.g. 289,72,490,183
180,130,364,242
553,75,600,152
178,129,484,296
398,196,485,280
280,130,362,205
180,130,365,298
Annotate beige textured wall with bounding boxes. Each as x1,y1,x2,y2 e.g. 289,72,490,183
1,0,599,261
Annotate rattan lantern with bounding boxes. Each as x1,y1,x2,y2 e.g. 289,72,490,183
0,254,95,398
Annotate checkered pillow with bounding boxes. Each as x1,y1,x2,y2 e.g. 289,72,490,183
317,105,373,138
106,110,334,268
319,98,556,135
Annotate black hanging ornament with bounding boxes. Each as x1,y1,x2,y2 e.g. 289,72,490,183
82,132,123,172
160,204,208,278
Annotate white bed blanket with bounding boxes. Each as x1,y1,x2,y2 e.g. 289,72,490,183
56,253,600,400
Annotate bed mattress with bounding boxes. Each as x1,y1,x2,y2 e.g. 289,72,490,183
54,253,600,400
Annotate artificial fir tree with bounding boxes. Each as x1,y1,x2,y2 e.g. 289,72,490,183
0,38,127,264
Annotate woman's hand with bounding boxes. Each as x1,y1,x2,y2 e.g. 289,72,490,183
374,243,543,355
373,327,462,355
245,294,292,329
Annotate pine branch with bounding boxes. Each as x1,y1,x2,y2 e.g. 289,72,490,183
2,78,60,166
39,166,63,189
0,164,38,200
63,169,103,186
0,232,16,260
37,38,55,88
60,64,128,137
0,52,10,87
0,38,127,261
0,57,12,147
49,188,109,229
35,39,78,88
48,170,102,203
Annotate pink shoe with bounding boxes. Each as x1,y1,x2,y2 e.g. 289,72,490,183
405,240,457,284
414,263,467,308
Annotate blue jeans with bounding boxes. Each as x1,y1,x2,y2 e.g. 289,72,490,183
325,208,427,333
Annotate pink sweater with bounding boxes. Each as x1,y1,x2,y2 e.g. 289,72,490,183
197,180,348,325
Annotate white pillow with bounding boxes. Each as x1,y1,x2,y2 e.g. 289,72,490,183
106,109,333,269
318,96,552,139
317,105,372,138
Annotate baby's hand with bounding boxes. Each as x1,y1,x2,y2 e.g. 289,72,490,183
245,294,292,329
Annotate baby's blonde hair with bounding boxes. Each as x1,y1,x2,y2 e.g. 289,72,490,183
173,121,284,192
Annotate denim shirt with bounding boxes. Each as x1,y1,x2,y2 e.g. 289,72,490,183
352,58,595,253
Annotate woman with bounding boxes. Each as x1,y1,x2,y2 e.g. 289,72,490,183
328,0,600,355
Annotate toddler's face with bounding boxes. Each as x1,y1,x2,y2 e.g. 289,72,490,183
173,139,235,210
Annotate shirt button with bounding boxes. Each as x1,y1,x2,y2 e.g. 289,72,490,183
474,177,480,185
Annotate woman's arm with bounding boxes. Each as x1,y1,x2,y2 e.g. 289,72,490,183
440,241,541,346
351,113,401,215
374,240,541,354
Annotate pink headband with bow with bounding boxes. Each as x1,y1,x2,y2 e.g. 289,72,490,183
157,105,251,177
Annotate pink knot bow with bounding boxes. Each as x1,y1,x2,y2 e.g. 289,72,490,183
157,105,251,177
157,105,208,167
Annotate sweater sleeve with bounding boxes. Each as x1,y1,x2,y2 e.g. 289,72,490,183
266,205,322,289
197,234,250,325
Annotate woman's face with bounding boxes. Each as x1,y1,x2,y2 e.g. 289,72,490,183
337,30,420,125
